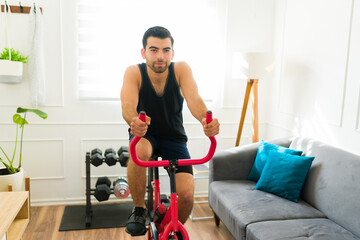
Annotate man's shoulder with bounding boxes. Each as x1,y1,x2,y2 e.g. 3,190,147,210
174,61,191,73
127,64,141,70
124,64,142,80
174,61,189,68
125,64,141,74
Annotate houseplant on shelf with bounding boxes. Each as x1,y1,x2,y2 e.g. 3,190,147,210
0,107,47,191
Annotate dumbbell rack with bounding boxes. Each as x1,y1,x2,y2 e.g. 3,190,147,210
85,151,113,227
85,151,168,227
85,147,129,227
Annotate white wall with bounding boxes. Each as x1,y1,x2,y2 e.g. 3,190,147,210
5,0,359,207
0,0,277,205
267,0,360,155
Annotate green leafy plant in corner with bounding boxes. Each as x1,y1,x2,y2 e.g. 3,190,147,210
0,48,28,63
0,107,47,174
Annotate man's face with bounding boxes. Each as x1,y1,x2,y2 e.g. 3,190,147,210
141,36,174,74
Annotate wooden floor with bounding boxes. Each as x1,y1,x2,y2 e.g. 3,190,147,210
22,198,235,240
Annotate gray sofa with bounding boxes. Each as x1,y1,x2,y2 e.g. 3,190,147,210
209,137,360,240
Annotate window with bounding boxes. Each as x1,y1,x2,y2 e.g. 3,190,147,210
77,0,226,101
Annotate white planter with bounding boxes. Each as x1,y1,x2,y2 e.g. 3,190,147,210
0,168,25,191
0,60,23,84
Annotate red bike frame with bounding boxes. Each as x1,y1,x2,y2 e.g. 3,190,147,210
129,111,217,240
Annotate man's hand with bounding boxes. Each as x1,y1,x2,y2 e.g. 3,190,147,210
202,117,220,137
130,115,151,137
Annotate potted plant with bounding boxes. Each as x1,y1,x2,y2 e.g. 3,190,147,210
0,107,47,191
0,48,28,84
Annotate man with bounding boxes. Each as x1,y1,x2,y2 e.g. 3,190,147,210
120,26,220,237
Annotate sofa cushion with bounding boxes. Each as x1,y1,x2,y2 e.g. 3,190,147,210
248,140,302,181
246,218,360,240
209,180,325,240
290,137,360,238
255,151,314,202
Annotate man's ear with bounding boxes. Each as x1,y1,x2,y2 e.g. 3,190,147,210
141,48,146,59
171,49,174,60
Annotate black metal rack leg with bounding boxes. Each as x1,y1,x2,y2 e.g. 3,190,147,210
85,152,92,227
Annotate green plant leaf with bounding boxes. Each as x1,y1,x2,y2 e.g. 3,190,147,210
1,107,48,173
16,107,48,119
0,48,28,63
0,158,12,170
0,146,11,162
13,114,28,125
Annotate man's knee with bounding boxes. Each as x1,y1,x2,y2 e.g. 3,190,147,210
133,138,153,161
175,172,194,203
178,189,194,205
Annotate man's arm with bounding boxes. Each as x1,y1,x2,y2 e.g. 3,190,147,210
176,62,207,121
176,62,220,137
120,65,150,137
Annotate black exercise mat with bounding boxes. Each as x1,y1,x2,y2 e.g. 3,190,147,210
59,202,134,231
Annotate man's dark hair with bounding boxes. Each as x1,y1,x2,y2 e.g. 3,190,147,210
142,26,174,49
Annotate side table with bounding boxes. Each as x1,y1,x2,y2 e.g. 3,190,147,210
190,164,213,221
0,191,30,240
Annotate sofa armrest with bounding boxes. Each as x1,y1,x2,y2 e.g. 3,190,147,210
209,138,293,183
209,142,260,183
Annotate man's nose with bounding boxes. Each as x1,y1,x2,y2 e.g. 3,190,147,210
156,51,164,59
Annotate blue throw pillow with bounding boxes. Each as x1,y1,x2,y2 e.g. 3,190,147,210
248,140,303,182
254,151,314,202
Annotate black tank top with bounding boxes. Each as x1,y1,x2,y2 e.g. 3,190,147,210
136,62,187,143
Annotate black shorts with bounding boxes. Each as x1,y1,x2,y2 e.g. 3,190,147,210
129,132,193,175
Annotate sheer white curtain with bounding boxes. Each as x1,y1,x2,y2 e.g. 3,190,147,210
77,0,226,101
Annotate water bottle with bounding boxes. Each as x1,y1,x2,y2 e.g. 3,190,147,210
153,204,167,224
113,177,130,199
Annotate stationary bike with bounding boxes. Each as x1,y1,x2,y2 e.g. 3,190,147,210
129,111,217,240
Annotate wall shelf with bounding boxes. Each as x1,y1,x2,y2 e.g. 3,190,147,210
0,5,42,14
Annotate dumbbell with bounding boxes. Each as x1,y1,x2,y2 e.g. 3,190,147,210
90,148,119,167
90,148,104,167
104,148,117,166
91,176,112,202
90,176,130,201
117,146,129,167
113,177,130,199
90,147,129,167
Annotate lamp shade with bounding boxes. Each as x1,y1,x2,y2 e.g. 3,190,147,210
232,52,273,79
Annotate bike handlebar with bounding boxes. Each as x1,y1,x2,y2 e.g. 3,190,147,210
129,111,217,168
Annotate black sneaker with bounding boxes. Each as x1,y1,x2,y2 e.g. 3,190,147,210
125,207,147,236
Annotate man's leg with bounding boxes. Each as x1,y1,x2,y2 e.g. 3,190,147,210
175,172,194,224
126,138,153,236
158,139,194,225
127,138,152,207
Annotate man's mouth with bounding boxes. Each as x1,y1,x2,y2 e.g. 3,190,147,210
155,62,164,66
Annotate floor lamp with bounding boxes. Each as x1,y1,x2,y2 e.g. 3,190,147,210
233,52,272,147
235,78,259,146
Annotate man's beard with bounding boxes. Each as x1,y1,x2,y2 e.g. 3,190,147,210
148,61,169,73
